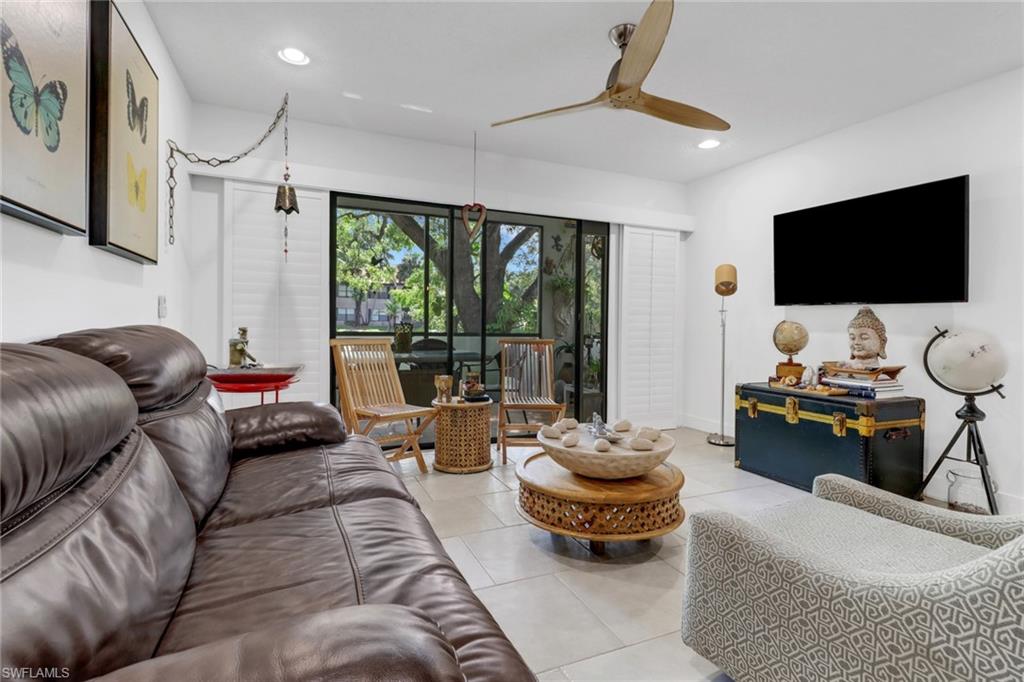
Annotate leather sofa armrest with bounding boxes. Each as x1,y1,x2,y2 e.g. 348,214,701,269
225,401,346,458
92,605,464,682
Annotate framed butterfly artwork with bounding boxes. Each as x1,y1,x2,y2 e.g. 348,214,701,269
0,2,89,235
89,0,158,264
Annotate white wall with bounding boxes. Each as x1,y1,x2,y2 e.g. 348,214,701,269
188,102,692,231
681,69,1024,511
0,2,194,342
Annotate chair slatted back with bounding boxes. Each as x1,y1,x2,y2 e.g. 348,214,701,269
499,339,555,404
330,338,407,428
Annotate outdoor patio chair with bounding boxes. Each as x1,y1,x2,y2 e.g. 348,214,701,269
330,337,437,473
497,338,565,464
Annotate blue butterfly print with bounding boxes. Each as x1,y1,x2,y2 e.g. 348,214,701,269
1,19,67,153
126,69,148,144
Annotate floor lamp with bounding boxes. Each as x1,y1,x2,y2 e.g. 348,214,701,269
707,264,737,447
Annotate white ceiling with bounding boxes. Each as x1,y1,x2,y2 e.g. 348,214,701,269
149,1,1023,184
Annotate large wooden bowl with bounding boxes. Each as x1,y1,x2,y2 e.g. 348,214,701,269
536,428,675,480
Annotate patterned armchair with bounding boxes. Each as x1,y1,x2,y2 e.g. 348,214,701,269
681,474,1024,682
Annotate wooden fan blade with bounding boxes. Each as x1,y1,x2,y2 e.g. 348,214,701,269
629,91,730,131
491,92,609,127
615,0,674,92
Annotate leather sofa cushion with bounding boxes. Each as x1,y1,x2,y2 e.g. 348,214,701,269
138,381,232,525
1,343,137,522
94,605,464,682
39,325,207,411
225,402,346,457
159,498,534,681
1,429,195,679
203,435,416,531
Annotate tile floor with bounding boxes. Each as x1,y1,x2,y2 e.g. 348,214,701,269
390,427,810,681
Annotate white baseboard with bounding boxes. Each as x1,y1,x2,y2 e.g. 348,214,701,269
680,413,724,435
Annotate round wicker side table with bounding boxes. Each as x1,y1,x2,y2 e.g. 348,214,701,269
432,398,494,474
515,453,684,553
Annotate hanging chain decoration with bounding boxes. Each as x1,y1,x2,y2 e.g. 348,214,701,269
460,131,486,240
165,94,291,253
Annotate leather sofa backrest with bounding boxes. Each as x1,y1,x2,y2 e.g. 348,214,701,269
1,344,196,679
40,326,232,525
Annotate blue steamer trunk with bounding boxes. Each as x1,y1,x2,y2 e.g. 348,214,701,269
734,383,925,496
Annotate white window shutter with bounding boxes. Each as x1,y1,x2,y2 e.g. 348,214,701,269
225,182,328,407
619,226,680,428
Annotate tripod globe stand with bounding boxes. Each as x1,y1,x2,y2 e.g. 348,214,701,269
915,327,1007,514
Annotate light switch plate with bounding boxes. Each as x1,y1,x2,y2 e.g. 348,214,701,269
157,295,168,319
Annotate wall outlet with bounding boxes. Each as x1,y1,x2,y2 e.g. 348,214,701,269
157,295,168,319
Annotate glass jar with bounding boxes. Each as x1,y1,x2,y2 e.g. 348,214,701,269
946,468,995,515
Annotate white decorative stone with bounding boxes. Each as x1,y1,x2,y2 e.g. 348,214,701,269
540,425,562,439
562,433,580,447
612,419,632,432
593,438,611,452
562,418,579,430
629,438,655,451
637,427,661,442
555,420,569,433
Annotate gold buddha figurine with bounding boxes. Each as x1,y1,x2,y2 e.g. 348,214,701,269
845,306,888,369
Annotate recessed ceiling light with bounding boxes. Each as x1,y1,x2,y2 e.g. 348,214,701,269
697,139,721,150
277,47,310,66
400,103,433,114
341,91,363,100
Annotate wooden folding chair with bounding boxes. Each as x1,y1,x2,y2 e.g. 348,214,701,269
497,338,565,464
330,338,437,473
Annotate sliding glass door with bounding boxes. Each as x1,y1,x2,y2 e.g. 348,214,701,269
330,192,608,433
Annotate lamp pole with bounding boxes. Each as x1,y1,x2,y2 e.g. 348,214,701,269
708,295,735,447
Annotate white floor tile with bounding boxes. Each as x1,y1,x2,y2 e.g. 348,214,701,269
561,633,729,681
417,470,510,500
402,478,433,505
417,496,504,538
478,490,527,526
555,560,686,644
695,485,795,516
475,575,623,672
537,669,570,681
683,463,772,494
440,536,494,589
489,462,521,488
462,524,596,584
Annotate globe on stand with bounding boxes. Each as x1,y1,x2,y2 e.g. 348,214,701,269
915,327,1007,515
772,320,809,381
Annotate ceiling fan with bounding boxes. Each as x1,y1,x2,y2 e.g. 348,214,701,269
491,0,729,131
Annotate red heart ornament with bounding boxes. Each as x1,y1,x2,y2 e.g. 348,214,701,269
461,203,487,241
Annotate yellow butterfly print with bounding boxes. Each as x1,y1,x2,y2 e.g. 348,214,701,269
127,152,147,212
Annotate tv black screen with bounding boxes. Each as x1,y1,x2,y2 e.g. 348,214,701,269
773,175,969,305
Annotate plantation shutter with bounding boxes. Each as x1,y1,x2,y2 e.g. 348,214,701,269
224,181,329,407
619,225,681,429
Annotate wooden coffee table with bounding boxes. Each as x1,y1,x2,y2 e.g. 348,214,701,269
515,453,685,553
432,398,493,473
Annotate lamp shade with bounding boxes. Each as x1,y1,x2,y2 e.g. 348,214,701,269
714,264,737,296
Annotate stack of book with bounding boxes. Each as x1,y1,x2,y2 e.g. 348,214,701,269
821,375,904,399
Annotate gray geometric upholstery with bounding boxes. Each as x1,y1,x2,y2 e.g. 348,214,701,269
749,497,988,573
813,475,1024,550
682,474,1024,682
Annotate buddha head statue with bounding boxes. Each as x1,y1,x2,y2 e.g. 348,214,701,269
847,306,887,368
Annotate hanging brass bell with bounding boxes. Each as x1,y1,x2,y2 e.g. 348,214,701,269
274,184,299,214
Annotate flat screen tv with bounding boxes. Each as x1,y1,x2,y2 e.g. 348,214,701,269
773,175,969,305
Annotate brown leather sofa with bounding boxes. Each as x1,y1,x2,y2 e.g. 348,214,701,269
1,326,534,681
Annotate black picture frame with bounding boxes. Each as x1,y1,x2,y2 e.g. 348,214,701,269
88,0,159,264
0,2,90,236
